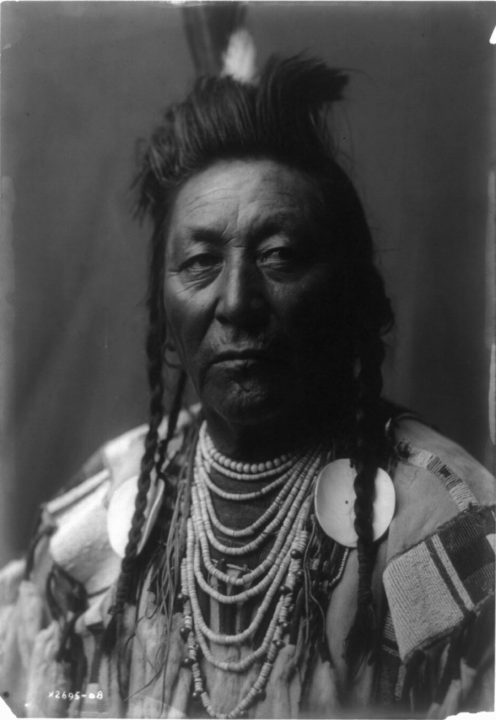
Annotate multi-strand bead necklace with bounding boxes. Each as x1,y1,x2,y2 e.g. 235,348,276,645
178,422,326,719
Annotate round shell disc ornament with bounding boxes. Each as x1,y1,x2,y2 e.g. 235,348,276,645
107,475,165,558
314,459,395,547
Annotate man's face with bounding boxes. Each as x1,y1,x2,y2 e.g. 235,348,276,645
163,158,348,430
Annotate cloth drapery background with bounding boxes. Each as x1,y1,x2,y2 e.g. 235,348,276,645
1,2,495,565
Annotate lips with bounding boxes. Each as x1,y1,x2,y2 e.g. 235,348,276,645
210,348,272,365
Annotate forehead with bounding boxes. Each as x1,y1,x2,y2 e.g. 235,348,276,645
167,159,320,238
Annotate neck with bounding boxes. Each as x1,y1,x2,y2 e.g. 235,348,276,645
202,404,340,462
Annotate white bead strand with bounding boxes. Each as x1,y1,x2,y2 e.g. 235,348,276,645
194,450,321,557
175,424,340,720
199,423,297,480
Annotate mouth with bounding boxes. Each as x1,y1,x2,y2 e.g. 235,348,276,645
210,348,273,365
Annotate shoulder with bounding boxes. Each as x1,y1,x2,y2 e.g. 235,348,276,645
394,416,494,504
383,417,495,664
22,405,200,598
98,404,200,495
387,417,495,556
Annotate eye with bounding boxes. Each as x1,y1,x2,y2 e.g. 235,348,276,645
257,246,297,270
179,253,222,277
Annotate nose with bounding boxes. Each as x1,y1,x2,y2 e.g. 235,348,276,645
215,254,268,328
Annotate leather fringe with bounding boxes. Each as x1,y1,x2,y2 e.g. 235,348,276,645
400,594,495,717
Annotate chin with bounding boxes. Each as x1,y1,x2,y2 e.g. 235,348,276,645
202,379,285,428
199,363,288,424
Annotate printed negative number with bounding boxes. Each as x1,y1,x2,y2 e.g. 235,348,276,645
47,691,104,700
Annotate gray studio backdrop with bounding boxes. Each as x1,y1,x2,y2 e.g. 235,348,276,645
1,2,495,564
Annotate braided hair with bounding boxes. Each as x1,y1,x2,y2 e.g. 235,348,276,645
110,55,394,694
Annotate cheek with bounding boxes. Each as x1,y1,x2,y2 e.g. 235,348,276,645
163,283,209,370
274,276,337,334
274,278,352,371
163,282,190,353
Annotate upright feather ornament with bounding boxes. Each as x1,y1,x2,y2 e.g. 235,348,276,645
221,29,257,84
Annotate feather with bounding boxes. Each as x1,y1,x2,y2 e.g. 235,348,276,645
221,29,257,84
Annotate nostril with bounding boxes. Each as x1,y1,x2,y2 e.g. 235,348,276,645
216,291,269,328
215,263,268,326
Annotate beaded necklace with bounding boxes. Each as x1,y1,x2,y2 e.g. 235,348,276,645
178,422,343,719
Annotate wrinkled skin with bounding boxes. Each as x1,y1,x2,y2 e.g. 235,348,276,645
163,159,352,459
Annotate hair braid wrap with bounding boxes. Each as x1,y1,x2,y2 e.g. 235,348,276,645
344,325,392,679
102,222,187,702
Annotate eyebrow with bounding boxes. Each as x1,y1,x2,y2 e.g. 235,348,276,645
169,226,229,251
181,228,226,245
177,212,307,246
251,215,305,240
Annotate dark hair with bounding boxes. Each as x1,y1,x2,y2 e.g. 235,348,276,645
109,55,394,695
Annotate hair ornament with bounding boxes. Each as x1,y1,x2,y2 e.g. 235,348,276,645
107,475,164,558
221,28,257,84
314,459,395,547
